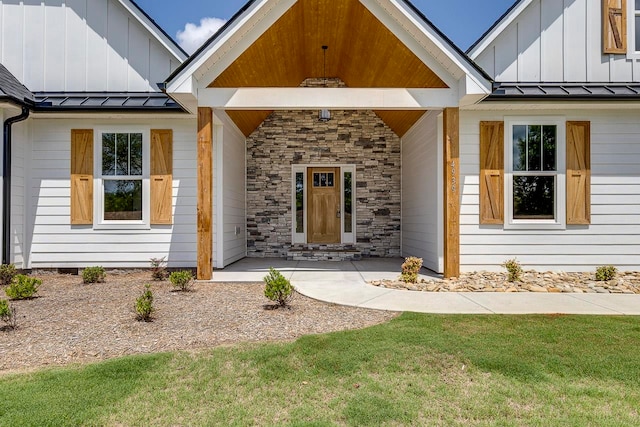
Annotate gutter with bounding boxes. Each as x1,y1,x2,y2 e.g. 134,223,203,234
3,106,29,265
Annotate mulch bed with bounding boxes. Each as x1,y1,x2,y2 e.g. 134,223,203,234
0,271,396,374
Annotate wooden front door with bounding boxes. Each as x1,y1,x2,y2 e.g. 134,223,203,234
308,167,341,243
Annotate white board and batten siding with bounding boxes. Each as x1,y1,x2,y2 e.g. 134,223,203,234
473,0,640,82
214,111,247,268
0,0,182,92
28,118,197,268
401,110,443,273
460,109,640,272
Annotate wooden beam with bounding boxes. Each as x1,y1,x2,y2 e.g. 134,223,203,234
197,107,213,280
443,108,460,278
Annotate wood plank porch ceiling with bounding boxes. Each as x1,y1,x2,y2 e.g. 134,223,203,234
210,0,447,137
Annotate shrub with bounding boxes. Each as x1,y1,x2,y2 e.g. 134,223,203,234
502,258,523,282
0,299,17,330
150,257,168,281
0,264,17,287
82,266,106,284
169,270,194,292
400,257,423,284
5,274,41,300
263,267,294,307
135,284,154,322
596,265,617,282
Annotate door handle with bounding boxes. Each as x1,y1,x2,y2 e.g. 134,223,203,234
336,209,341,218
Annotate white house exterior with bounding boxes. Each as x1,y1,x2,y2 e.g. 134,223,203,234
1,0,638,280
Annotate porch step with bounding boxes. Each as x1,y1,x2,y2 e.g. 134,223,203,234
287,246,362,262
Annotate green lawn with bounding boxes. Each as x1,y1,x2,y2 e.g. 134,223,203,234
1,314,639,426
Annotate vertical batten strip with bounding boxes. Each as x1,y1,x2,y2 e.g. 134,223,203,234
443,108,460,278
197,108,214,280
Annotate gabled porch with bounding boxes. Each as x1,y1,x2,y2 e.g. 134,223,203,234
164,0,492,280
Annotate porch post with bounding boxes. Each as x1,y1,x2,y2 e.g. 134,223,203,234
443,107,460,278
197,107,213,280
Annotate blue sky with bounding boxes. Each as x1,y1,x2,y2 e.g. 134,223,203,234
136,0,515,54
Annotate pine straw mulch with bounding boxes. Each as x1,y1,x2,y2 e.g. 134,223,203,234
0,271,397,374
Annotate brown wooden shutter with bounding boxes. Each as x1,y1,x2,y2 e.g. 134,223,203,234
603,0,627,54
71,129,93,225
150,129,173,225
479,121,504,225
566,121,591,225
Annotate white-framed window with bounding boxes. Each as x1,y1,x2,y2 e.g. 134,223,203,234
627,0,640,56
94,128,150,229
505,117,566,229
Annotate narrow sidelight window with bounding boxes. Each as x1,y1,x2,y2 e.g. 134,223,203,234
295,172,304,233
343,171,352,233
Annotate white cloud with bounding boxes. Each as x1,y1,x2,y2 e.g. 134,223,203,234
176,17,227,54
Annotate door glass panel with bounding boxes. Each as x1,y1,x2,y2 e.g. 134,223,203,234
296,172,304,233
344,171,352,233
320,173,327,187
327,173,334,187
313,173,320,187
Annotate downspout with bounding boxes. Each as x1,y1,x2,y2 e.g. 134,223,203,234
3,106,30,265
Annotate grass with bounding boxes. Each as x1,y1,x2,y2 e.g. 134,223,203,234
1,314,639,426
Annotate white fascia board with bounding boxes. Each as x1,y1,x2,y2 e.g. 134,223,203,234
458,75,490,107
118,0,187,63
467,0,534,60
198,87,459,109
369,0,492,96
166,0,295,94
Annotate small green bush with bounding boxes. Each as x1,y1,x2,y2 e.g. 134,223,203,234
169,270,193,292
0,264,18,287
0,299,17,329
135,284,154,322
596,265,617,282
263,267,294,307
400,257,423,284
82,266,106,284
502,258,523,282
150,257,168,281
5,274,41,300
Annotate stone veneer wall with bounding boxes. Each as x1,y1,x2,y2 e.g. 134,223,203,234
246,80,401,258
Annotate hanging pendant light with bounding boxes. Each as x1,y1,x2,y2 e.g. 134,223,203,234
319,45,330,122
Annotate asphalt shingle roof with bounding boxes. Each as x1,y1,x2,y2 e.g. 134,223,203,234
0,64,34,105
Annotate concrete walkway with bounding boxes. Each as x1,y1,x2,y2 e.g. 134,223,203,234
212,258,640,315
